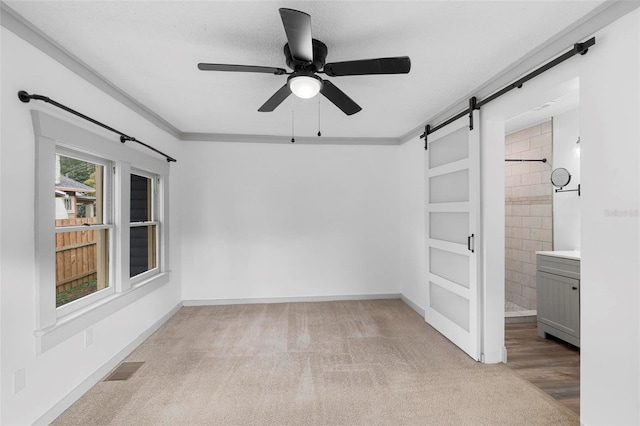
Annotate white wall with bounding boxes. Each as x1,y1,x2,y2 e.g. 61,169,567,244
480,8,639,425
580,9,639,424
180,138,423,303
398,136,427,314
552,108,581,250
0,28,182,425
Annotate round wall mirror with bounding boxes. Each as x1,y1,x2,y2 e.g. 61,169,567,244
551,168,572,189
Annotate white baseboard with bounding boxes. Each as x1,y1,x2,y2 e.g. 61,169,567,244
183,293,402,306
400,294,425,317
34,302,182,426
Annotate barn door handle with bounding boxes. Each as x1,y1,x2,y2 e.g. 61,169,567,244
468,234,475,253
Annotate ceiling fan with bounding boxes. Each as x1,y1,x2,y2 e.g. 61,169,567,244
198,8,411,116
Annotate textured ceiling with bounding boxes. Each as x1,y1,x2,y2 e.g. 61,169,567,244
5,1,605,140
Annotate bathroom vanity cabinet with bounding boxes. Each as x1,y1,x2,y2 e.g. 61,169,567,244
535,251,580,347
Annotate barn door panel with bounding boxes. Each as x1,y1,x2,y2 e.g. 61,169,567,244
425,111,481,360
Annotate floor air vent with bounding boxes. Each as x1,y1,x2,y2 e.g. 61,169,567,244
104,362,144,381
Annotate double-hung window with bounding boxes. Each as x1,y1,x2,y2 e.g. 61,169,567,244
55,151,114,314
130,171,158,281
33,111,170,353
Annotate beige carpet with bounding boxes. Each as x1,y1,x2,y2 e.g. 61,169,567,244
53,299,578,425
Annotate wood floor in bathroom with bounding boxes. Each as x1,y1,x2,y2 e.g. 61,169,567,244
505,322,580,416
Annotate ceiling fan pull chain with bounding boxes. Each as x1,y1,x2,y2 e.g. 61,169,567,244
291,98,295,143
317,97,322,137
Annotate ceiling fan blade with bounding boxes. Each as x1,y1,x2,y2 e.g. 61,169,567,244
324,56,411,77
320,80,362,116
279,8,313,63
198,63,287,75
258,84,292,112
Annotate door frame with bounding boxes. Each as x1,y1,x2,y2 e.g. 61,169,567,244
478,69,580,363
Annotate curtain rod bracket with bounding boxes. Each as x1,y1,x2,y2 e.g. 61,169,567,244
574,41,589,55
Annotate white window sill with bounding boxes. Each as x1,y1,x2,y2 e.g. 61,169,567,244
35,271,171,354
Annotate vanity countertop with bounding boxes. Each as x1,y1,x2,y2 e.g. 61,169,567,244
535,250,581,261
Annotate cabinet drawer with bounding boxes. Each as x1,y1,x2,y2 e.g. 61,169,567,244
537,254,580,279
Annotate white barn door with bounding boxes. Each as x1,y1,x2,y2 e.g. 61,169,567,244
424,112,481,360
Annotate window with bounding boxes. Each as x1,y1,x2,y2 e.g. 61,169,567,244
130,172,158,280
34,111,170,353
63,196,73,213
55,153,112,311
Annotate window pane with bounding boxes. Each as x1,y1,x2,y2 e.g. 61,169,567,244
56,228,109,307
130,174,156,278
55,155,103,226
130,225,157,277
130,174,152,222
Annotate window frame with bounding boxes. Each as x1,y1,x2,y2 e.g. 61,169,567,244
33,110,171,353
129,168,160,285
63,196,73,213
54,148,115,317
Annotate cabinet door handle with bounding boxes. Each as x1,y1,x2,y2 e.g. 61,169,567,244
467,234,475,253
572,286,578,290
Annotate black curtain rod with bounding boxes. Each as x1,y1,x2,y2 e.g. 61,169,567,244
17,91,177,163
505,158,547,163
421,37,595,142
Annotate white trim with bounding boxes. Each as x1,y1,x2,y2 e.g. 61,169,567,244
427,201,470,213
183,293,402,306
428,238,469,256
35,130,57,329
400,294,425,317
36,272,171,354
129,221,158,228
180,133,401,145
33,302,182,426
429,274,470,299
116,161,131,291
427,158,470,178
55,224,112,233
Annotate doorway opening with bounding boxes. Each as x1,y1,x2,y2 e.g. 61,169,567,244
502,82,581,415
504,118,553,323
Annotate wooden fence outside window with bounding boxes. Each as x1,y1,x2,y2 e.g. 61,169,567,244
55,217,98,293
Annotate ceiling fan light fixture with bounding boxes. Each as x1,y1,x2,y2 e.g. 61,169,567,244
288,74,322,99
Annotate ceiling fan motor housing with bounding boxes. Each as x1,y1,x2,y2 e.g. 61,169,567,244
284,39,328,72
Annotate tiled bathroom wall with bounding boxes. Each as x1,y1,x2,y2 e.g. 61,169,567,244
505,120,553,310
